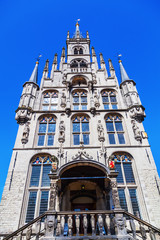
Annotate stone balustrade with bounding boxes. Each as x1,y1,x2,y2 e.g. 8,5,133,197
2,210,160,240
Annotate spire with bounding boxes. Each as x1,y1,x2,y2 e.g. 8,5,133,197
28,61,39,83
52,53,58,65
100,53,105,64
119,59,130,82
43,59,49,72
86,31,89,39
100,53,108,78
67,31,70,40
91,47,96,57
91,47,98,71
50,54,58,78
61,47,65,58
108,59,115,77
73,20,82,38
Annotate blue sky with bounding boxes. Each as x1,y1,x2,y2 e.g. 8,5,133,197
0,0,160,200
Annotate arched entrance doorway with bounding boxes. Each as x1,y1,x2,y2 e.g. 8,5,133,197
58,162,111,211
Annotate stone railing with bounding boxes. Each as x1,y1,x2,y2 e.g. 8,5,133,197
2,210,160,240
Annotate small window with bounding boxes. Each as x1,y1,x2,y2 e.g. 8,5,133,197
72,91,87,110
37,116,56,146
74,48,78,54
42,91,58,111
79,48,83,54
102,90,118,109
72,116,90,145
106,115,125,144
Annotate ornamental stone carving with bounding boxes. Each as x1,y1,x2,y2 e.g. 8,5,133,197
49,181,58,211
97,120,105,142
129,106,145,122
21,122,30,144
94,92,100,108
60,92,66,108
26,226,32,240
45,215,56,237
58,121,65,143
114,216,127,235
131,120,142,142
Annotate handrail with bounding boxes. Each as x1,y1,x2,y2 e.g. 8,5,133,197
3,212,47,240
123,211,160,233
3,209,160,240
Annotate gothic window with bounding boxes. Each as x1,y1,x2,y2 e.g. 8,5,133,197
73,48,83,54
80,60,87,68
42,91,58,110
25,155,53,223
74,48,78,54
102,90,118,109
105,115,125,144
79,48,83,54
72,116,89,145
70,60,78,68
72,91,87,110
37,116,56,146
114,154,140,216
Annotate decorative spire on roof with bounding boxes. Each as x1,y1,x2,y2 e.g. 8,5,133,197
118,55,130,82
108,59,115,78
28,61,39,83
91,47,96,57
52,53,58,65
100,53,105,64
73,19,83,38
43,59,49,72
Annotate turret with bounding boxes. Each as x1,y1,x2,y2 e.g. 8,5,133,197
15,61,39,124
50,54,58,79
119,58,145,122
91,47,98,72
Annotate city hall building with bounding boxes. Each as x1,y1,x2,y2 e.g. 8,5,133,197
0,23,160,240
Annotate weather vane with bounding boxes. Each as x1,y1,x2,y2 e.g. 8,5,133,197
118,54,122,61
36,54,42,62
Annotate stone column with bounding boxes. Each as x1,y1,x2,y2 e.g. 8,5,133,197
109,171,121,210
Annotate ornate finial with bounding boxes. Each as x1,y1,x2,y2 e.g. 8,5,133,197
76,19,80,26
35,54,42,64
118,54,122,63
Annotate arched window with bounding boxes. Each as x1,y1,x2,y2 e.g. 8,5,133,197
113,153,140,216
42,91,58,110
72,91,87,110
74,48,78,54
25,154,53,223
79,48,83,54
37,116,56,146
70,60,78,68
80,60,87,68
102,90,118,109
105,115,125,144
72,116,89,145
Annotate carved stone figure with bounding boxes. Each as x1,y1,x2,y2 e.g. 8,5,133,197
114,216,127,235
21,122,30,144
26,226,32,240
61,92,66,108
49,182,57,211
110,179,121,209
45,215,56,237
97,120,105,141
131,120,142,142
58,121,65,142
94,93,100,108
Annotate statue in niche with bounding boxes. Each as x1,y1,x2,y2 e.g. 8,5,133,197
94,92,100,108
21,122,30,144
61,92,66,108
131,120,142,142
97,120,105,141
58,121,65,143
